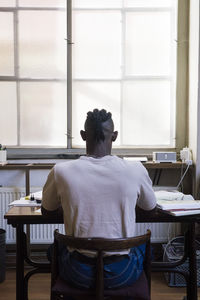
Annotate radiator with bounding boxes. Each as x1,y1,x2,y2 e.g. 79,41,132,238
0,187,180,244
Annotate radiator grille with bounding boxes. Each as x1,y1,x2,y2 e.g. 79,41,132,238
0,187,180,244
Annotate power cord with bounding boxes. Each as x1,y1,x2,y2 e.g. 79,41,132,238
176,160,192,190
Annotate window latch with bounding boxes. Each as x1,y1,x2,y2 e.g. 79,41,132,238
64,38,74,45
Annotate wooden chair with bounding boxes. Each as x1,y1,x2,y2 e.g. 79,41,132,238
51,229,151,300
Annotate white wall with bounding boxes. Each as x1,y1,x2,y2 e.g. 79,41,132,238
188,0,200,197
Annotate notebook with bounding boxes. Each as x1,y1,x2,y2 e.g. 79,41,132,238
156,199,200,210
9,190,42,207
162,209,200,216
155,190,200,216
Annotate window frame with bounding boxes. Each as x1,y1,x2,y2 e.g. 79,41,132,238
0,0,189,159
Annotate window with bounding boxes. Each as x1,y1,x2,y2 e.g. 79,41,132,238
0,0,188,155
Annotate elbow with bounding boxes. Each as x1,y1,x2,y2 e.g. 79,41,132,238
147,206,157,213
41,205,49,216
41,205,63,218
136,205,157,216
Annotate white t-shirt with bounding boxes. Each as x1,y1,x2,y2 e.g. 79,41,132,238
42,155,156,246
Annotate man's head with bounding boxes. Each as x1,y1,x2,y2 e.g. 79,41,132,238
80,109,118,156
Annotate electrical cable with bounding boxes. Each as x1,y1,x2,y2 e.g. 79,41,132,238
180,163,184,192
163,236,200,263
163,236,184,263
176,163,191,190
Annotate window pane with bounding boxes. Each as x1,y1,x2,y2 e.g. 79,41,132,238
19,0,65,7
0,0,15,6
19,11,66,78
20,82,67,146
72,81,121,146
0,83,17,145
73,11,121,79
122,81,173,146
124,0,175,7
125,11,173,76
73,0,122,8
0,12,14,76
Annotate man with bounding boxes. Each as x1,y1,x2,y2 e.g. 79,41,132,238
42,108,156,291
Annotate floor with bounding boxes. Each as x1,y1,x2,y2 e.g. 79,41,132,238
0,269,199,300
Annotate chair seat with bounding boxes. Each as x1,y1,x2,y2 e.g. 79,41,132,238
52,271,150,300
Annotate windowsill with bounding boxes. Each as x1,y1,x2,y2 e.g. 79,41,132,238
6,147,179,160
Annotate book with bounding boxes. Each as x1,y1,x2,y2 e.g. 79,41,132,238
160,208,200,216
156,192,200,216
9,190,42,207
156,199,200,210
8,199,41,207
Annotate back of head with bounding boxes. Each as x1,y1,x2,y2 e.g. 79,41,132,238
85,109,113,143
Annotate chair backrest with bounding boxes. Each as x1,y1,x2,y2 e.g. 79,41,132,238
52,229,151,300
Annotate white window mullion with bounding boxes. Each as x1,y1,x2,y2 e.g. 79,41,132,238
67,0,72,148
169,2,178,147
14,1,20,146
120,3,125,147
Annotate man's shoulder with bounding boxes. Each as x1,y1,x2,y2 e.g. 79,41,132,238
123,160,148,177
123,159,144,169
54,158,82,171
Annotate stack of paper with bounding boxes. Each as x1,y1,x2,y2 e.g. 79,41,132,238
8,199,41,207
157,199,200,216
157,199,200,209
166,209,200,216
9,191,42,207
155,190,200,216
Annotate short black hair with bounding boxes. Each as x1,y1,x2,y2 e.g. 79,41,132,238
85,109,113,143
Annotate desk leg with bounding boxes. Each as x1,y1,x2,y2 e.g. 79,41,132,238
187,223,197,300
16,224,25,300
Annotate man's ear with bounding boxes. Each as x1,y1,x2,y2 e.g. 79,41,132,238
80,130,86,141
112,131,118,142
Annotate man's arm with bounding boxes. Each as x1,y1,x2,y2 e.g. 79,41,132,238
42,167,62,217
136,164,157,211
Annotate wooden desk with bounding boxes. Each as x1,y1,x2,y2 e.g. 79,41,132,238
4,206,199,300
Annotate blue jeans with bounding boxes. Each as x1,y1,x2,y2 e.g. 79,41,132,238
48,242,146,293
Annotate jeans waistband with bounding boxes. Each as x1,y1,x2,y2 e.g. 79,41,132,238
71,251,128,265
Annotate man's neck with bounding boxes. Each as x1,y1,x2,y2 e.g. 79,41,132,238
86,143,111,158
